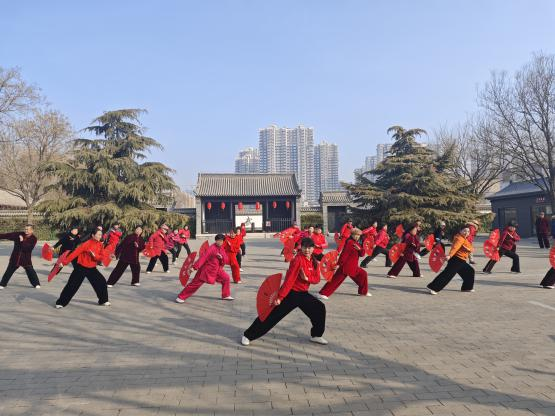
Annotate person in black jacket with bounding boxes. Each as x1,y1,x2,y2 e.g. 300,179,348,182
53,227,80,268
0,225,40,289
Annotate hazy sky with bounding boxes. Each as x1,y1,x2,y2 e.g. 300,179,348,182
2,1,554,191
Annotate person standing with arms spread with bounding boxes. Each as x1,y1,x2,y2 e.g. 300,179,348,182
241,237,327,346
312,225,328,261
483,221,521,274
0,225,40,289
361,224,391,267
317,228,371,299
337,218,354,251
387,224,423,278
146,224,170,274
535,212,550,249
107,226,146,287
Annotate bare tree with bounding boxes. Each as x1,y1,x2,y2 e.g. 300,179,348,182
0,67,41,130
480,53,555,211
435,115,510,198
0,110,74,222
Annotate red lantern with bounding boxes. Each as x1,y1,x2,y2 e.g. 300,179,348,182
206,202,212,210
238,202,243,210
286,201,291,209
272,201,277,209
255,202,261,211
220,202,226,210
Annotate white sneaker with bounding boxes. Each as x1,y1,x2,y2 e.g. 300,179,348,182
462,289,475,292
175,297,185,303
236,280,243,284
310,336,328,345
387,275,396,279
315,293,328,300
371,258,377,262
543,285,555,289
222,296,234,301
240,268,244,272
55,304,63,309
165,270,170,273
241,336,250,346
360,292,372,297
100,301,111,306
146,271,151,274
0,285,4,290
429,289,438,295
35,285,41,289
132,283,140,287
107,284,113,288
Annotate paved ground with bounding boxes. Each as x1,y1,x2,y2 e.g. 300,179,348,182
0,236,554,416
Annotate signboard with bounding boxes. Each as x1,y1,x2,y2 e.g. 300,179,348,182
236,214,263,231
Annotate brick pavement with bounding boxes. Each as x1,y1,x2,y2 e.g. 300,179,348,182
0,236,554,415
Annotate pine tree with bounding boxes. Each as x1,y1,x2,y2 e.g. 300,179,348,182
345,126,486,231
39,109,188,232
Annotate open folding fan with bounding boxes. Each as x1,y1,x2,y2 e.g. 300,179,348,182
320,250,339,281
179,251,198,287
429,244,447,273
41,243,54,262
389,243,406,264
256,273,282,322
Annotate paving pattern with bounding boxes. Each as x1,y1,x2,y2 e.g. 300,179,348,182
0,236,554,415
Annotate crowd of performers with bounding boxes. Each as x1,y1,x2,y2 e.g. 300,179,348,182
0,211,554,346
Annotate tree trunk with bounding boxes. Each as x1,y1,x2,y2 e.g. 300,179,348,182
26,204,33,225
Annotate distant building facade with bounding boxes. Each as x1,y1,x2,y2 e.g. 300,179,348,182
315,141,340,197
234,147,259,174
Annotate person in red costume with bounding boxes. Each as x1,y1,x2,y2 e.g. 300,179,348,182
104,223,122,247
362,221,378,240
224,228,242,283
106,226,146,287
387,224,423,278
177,225,191,257
146,224,170,273
317,228,371,299
55,229,110,308
337,218,353,251
0,225,40,289
361,224,391,267
235,226,245,271
176,234,234,303
241,237,327,346
312,225,328,261
483,221,521,274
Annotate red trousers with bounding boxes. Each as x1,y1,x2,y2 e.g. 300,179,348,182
388,257,420,277
177,272,231,300
228,253,241,283
319,266,368,297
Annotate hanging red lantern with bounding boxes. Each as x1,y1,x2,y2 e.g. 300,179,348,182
286,201,291,209
272,201,277,209
206,202,212,210
238,202,243,210
255,201,261,211
220,202,226,210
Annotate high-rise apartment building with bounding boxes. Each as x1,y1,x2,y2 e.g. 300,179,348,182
315,141,340,197
234,147,260,173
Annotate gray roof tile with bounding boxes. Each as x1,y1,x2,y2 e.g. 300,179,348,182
320,191,352,204
195,173,301,197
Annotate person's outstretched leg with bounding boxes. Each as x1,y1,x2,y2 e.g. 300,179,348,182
107,260,128,285
319,270,348,297
146,256,158,272
458,262,475,291
56,267,86,307
160,252,169,272
540,268,555,287
243,293,298,341
23,266,40,287
177,274,205,300
86,268,109,304
216,271,231,298
130,263,141,285
407,260,421,277
0,263,18,287
350,268,368,295
298,293,326,337
388,257,406,277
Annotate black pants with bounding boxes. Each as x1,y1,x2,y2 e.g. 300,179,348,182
174,243,182,258
240,243,246,256
146,252,169,272
361,246,391,267
244,291,326,341
0,263,40,287
427,257,475,292
483,248,520,273
107,260,141,285
237,251,242,267
169,247,178,263
182,243,191,256
56,265,109,307
538,233,550,248
540,268,555,287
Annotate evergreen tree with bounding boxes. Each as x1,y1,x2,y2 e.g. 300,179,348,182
39,109,188,232
345,126,486,232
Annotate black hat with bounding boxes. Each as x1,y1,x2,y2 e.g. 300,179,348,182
508,220,518,227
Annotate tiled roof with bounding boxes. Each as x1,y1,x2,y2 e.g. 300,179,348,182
320,191,352,204
487,180,546,200
194,173,302,197
0,190,26,208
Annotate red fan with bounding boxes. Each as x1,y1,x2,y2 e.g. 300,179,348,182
48,250,70,282
143,243,155,258
363,236,375,256
424,234,435,251
179,251,197,287
389,243,406,264
101,250,113,267
321,250,339,281
489,229,500,245
256,273,282,322
273,232,282,239
280,232,294,244
283,238,296,262
429,244,447,272
41,243,54,261
483,239,500,261
395,224,405,239
549,246,555,269
199,240,209,258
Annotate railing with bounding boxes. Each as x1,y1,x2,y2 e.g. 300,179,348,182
203,219,233,234
266,218,294,233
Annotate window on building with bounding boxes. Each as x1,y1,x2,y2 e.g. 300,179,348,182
498,208,517,229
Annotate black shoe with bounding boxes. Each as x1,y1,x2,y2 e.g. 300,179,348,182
482,270,491,274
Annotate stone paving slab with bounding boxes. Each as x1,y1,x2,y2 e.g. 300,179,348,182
0,236,554,415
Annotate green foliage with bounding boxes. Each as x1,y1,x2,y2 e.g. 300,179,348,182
0,216,57,240
38,109,188,232
301,212,324,227
345,126,488,232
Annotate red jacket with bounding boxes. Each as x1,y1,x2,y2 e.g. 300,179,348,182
337,237,365,276
193,243,229,284
340,223,353,240
116,234,145,264
224,235,241,255
240,224,246,238
147,230,167,257
362,226,377,237
64,239,105,268
277,253,320,301
0,232,37,267
498,228,520,251
375,230,390,248
402,233,420,262
312,233,328,255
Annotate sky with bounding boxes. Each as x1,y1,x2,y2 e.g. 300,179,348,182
2,0,555,191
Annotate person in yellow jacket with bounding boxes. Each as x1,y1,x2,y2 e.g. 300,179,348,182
427,226,475,295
